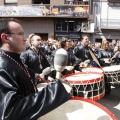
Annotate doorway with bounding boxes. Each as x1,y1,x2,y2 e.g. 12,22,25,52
35,33,48,41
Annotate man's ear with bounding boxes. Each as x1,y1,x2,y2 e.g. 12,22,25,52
1,33,9,43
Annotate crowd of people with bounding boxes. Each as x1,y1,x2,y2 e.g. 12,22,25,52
0,17,120,119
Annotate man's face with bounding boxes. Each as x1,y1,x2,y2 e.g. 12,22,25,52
112,40,117,45
7,21,27,54
82,36,89,46
31,35,43,49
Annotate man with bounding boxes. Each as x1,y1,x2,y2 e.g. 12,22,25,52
94,42,102,57
109,39,117,52
73,35,95,67
20,34,50,74
0,18,70,120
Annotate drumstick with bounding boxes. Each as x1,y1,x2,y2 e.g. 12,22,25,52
54,48,72,94
54,48,68,80
88,48,102,68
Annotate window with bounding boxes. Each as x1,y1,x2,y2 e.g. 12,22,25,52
33,0,50,4
55,19,81,32
55,20,61,31
5,0,17,3
62,21,67,31
68,21,74,31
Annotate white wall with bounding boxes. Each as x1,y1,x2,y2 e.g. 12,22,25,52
92,1,120,42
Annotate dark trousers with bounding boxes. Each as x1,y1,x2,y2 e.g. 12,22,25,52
104,74,111,95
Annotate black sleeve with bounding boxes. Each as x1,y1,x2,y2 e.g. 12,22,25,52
0,70,70,120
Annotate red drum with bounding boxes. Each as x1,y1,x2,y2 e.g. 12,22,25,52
38,96,117,120
62,72,105,100
82,67,104,75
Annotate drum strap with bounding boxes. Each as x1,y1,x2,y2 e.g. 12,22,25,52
88,48,102,68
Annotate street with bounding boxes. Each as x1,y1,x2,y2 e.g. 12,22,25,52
97,84,120,119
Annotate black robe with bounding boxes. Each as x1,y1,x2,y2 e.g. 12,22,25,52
0,50,70,120
20,47,50,74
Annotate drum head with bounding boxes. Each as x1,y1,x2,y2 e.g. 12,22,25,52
62,82,72,94
82,67,104,74
103,65,120,72
38,97,117,120
63,72,103,84
37,83,48,91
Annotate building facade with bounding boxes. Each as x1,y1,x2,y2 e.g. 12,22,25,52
92,0,120,43
0,0,91,41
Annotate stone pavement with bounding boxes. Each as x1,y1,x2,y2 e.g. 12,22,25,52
97,84,120,119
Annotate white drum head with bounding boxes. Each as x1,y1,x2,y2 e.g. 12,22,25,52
37,82,72,94
63,73,103,84
103,58,111,63
38,97,116,120
82,67,103,74
37,83,48,91
103,65,120,72
62,82,72,94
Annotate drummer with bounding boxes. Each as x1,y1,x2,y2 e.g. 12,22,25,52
97,40,114,95
97,40,114,66
73,35,98,68
50,36,81,76
0,18,70,119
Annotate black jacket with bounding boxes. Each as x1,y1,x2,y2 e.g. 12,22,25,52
20,48,50,74
0,50,70,120
97,49,114,66
73,44,93,62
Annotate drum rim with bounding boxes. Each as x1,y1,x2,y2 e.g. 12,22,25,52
71,96,117,120
62,72,104,84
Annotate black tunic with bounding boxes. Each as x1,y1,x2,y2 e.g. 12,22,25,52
0,50,70,120
20,47,50,74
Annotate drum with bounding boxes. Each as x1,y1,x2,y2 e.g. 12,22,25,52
38,96,117,120
103,65,120,84
82,67,104,75
37,81,72,94
37,83,48,91
62,72,105,100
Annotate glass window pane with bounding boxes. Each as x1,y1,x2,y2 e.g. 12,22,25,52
62,20,67,31
55,20,61,31
68,21,74,31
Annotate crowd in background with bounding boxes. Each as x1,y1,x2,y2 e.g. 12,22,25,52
31,36,120,66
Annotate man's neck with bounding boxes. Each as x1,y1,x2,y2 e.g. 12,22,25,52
31,46,39,53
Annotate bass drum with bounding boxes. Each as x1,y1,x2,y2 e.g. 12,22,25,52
38,96,117,120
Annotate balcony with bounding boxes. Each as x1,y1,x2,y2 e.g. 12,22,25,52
100,19,120,30
0,5,89,18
